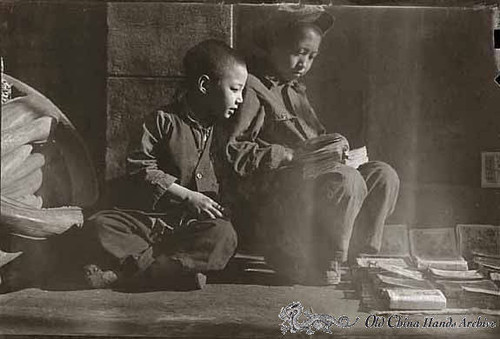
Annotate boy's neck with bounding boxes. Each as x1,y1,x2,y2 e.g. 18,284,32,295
255,62,296,85
185,91,214,128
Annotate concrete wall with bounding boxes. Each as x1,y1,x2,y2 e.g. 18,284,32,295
1,1,499,228
106,2,232,181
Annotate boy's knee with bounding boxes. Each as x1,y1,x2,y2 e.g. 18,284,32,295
319,166,368,201
82,213,106,237
84,210,133,238
363,161,400,190
206,219,237,270
216,219,238,251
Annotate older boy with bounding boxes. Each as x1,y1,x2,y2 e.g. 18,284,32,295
224,8,399,285
83,40,247,290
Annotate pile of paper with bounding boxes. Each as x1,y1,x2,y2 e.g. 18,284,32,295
355,225,500,311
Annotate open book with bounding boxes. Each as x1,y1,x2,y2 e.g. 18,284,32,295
290,134,369,179
345,146,369,169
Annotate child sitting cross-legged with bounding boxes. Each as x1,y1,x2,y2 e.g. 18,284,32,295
82,39,248,290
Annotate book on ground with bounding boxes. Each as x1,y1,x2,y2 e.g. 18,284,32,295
473,255,500,270
410,228,468,271
413,256,468,271
377,262,424,280
428,267,484,280
457,224,500,260
376,274,435,289
381,288,447,310
433,279,499,300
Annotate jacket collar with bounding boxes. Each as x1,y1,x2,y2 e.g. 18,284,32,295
176,95,213,131
260,74,307,94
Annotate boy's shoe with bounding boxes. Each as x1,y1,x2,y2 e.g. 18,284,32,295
83,264,119,289
323,260,341,285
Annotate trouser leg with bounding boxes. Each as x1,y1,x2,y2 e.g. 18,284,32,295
315,164,368,264
257,170,318,279
158,218,238,273
262,164,367,280
84,210,237,288
350,161,400,257
82,209,156,277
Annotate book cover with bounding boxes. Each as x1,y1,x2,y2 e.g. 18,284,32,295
456,224,500,260
409,228,467,270
428,267,484,280
381,288,447,310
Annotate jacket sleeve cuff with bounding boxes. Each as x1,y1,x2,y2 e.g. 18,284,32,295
148,172,178,209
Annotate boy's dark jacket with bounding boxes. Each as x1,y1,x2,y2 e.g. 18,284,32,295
222,73,349,202
225,73,339,177
118,96,220,217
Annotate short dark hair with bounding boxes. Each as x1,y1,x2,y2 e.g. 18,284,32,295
255,9,334,53
276,22,323,50
183,39,246,86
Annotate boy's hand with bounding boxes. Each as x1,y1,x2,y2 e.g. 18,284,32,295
185,191,224,219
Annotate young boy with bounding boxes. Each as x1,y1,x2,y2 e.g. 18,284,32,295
224,8,399,285
82,39,247,290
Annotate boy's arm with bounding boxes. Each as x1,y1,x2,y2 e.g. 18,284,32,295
165,183,223,219
126,110,178,210
127,111,223,218
225,87,294,177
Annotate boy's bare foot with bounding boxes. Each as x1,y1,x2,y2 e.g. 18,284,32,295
84,264,119,289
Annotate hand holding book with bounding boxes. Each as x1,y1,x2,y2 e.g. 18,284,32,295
283,133,370,179
293,133,349,164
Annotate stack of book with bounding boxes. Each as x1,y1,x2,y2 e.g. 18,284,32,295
356,225,500,312
428,266,499,308
355,225,447,311
473,255,500,283
357,257,448,310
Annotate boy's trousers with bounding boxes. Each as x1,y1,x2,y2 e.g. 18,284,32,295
82,209,237,278
252,160,399,276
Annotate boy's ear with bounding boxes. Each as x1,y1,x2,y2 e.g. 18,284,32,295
197,74,210,94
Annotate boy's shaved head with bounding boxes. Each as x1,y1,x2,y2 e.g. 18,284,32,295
183,39,246,86
254,9,334,54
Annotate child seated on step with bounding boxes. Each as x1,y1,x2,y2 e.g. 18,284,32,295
82,39,248,290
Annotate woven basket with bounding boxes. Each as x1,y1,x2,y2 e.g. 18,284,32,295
1,74,98,239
